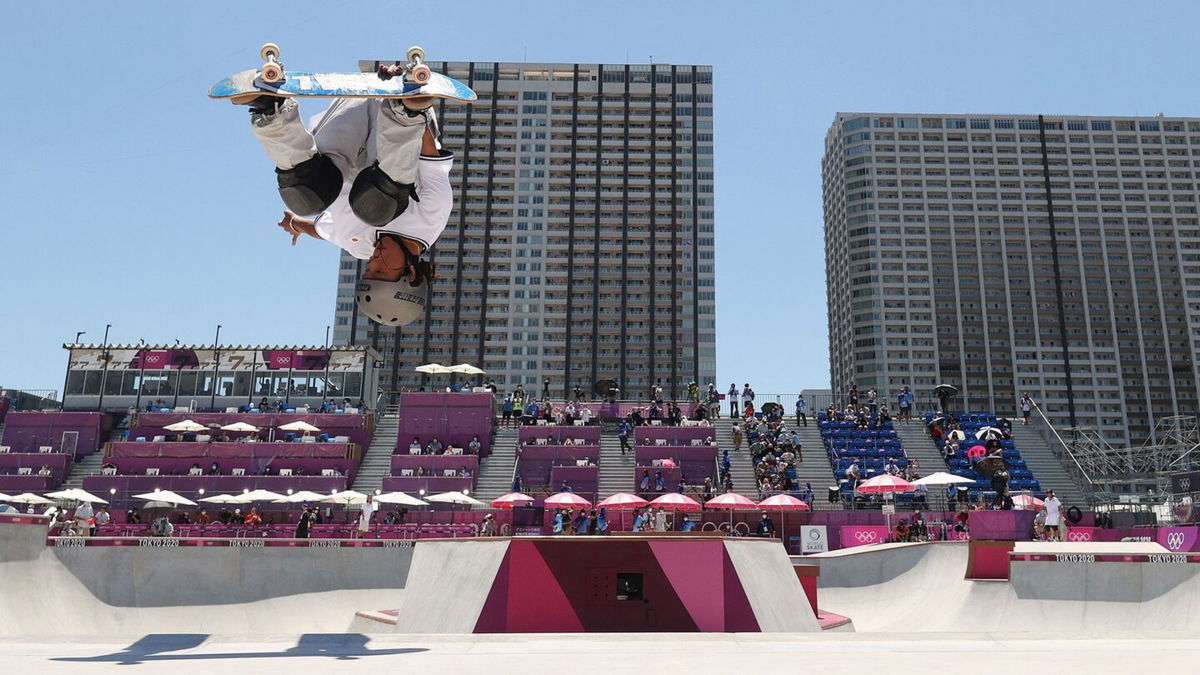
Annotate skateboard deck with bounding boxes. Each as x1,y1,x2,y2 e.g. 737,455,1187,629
209,43,477,103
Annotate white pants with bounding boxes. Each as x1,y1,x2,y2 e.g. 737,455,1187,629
251,98,428,185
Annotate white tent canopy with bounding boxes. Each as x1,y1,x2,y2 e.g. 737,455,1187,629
415,363,454,374
163,419,208,433
446,363,485,375
321,489,369,506
219,421,260,432
132,490,197,506
198,494,248,504
6,493,53,505
278,420,321,433
375,491,428,507
237,489,287,502
44,488,109,504
273,490,330,504
425,491,483,506
912,472,976,486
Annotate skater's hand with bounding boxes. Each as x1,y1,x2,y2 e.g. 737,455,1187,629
278,211,316,245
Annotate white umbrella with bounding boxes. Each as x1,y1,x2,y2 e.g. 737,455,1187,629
220,422,260,432
273,490,330,504
425,491,483,506
912,472,976,486
0,492,13,501
375,491,428,506
446,363,485,375
321,489,370,506
278,420,321,433
946,429,966,443
44,488,109,504
415,363,454,374
6,492,53,505
975,426,1004,440
199,493,249,504
132,490,197,506
163,419,208,433
237,489,287,502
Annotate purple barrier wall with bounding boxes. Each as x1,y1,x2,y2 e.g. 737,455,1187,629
0,452,71,485
543,402,704,419
109,441,355,460
550,466,598,497
108,457,358,480
391,455,479,475
635,426,718,444
381,475,474,493
634,446,717,482
2,411,106,459
518,446,600,462
518,426,602,445
0,475,58,492
398,393,494,455
0,396,10,423
126,427,373,447
81,474,348,503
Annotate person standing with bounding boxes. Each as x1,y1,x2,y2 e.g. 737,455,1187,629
728,383,740,418
357,495,379,539
742,384,755,413
295,507,313,539
618,420,633,454
898,386,913,424
795,394,808,427
1043,489,1063,541
755,511,775,538
1020,393,1034,425
73,500,94,537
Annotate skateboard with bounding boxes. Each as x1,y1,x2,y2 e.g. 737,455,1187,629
209,43,477,104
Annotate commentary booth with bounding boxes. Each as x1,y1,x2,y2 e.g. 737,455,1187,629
60,343,382,414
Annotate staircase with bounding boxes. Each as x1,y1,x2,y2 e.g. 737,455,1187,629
473,427,519,501
710,420,755,493
1010,424,1086,506
893,423,950,476
790,422,840,493
597,427,634,497
349,414,399,493
58,427,125,491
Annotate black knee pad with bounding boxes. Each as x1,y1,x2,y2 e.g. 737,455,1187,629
349,162,418,227
276,153,342,216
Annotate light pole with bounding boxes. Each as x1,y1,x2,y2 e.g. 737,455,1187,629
96,324,112,411
61,331,87,410
210,325,222,411
324,325,332,407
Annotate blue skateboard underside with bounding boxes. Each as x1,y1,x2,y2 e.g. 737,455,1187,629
209,69,477,101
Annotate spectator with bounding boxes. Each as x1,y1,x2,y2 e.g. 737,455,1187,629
243,507,262,525
93,506,111,532
1043,489,1063,541
742,383,755,410
151,516,174,537
728,383,740,418
898,386,913,424
702,477,715,501
618,420,633,454
654,471,665,492
755,511,775,537
427,438,443,455
795,394,808,427
911,511,928,540
866,387,878,414
512,474,523,493
846,461,862,488
501,395,514,428
196,509,211,525
679,514,696,532
631,508,645,532
208,462,220,475
580,406,593,426
73,500,94,536
357,495,379,538
468,436,481,455
409,437,422,453
707,383,720,419
597,507,608,533
294,507,313,538
37,465,51,476
743,401,755,418
676,478,686,494
1020,393,1034,424
561,480,573,493
801,483,814,506
847,385,858,406
894,519,911,542
127,509,142,525
480,513,496,537
552,508,565,534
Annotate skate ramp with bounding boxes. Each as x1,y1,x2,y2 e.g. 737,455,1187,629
811,541,1200,633
0,517,412,636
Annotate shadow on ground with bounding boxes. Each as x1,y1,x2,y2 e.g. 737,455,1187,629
52,633,427,665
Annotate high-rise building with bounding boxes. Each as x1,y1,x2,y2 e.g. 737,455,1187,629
823,112,1200,446
333,62,716,402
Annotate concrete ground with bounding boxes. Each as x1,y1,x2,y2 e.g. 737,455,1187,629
3,633,1197,674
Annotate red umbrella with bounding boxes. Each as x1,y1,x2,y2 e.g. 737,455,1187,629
758,494,810,548
704,492,759,535
490,492,535,510
544,492,592,509
649,493,701,531
856,474,915,494
597,493,649,531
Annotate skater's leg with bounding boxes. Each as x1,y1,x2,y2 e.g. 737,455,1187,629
350,99,438,226
249,99,343,216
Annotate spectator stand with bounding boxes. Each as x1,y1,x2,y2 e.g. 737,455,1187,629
926,412,1040,501
129,411,374,447
384,455,480,495
0,451,71,493
514,427,600,499
818,411,918,506
1,411,108,460
395,392,495,458
632,427,718,498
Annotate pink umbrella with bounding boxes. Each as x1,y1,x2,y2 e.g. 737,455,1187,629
758,494,810,547
597,492,649,532
856,474,915,494
1012,494,1044,510
490,492,535,510
705,492,759,535
544,492,592,509
649,493,701,532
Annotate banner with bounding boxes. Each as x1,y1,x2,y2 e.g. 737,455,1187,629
800,525,828,554
1157,526,1200,553
68,348,366,372
839,525,889,548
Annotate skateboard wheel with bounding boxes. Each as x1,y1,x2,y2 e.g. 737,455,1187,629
262,63,284,82
410,64,432,84
260,42,281,62
406,45,425,65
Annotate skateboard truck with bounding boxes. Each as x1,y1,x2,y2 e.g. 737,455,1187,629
260,42,284,83
375,45,432,85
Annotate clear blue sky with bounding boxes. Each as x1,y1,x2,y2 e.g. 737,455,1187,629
3,0,1199,398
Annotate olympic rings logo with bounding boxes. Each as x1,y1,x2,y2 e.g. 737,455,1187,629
854,531,878,543
1166,532,1187,551
1182,478,1192,491
1067,532,1090,542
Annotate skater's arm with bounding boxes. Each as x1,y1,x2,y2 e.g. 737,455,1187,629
278,211,324,246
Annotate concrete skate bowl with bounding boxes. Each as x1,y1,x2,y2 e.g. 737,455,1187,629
0,515,414,636
809,541,1200,634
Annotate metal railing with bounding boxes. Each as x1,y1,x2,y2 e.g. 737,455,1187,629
1031,401,1096,503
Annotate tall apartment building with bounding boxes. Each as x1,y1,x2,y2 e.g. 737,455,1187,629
823,112,1200,446
333,62,716,402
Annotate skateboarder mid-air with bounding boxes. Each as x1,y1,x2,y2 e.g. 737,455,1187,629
238,89,452,325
